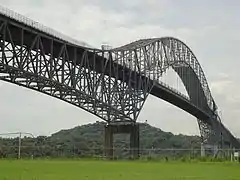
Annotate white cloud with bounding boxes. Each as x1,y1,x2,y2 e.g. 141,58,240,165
210,75,240,103
211,79,233,95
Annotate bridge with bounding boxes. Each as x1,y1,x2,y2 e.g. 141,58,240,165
0,6,239,159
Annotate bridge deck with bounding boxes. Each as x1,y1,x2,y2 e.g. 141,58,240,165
0,12,213,122
2,14,233,142
0,7,239,148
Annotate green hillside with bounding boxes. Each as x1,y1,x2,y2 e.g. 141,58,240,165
0,122,201,158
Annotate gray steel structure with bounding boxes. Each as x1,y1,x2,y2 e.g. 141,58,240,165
0,6,239,149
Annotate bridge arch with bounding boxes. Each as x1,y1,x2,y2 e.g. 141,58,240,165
109,37,222,144
111,37,217,116
0,10,239,148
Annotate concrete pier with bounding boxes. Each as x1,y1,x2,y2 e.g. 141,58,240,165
104,123,139,159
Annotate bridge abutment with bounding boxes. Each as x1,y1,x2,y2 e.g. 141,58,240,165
104,123,140,159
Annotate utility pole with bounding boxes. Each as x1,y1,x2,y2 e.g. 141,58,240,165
18,132,21,159
0,132,34,159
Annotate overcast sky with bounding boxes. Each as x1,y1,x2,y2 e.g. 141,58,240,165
0,0,239,138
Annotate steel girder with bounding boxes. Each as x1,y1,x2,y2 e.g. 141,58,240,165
0,10,238,147
0,19,153,123
112,38,215,113
109,38,230,146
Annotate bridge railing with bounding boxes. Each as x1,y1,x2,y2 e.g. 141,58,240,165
0,5,92,48
112,55,190,102
158,80,190,101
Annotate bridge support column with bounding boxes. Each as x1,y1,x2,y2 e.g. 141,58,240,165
104,123,140,159
130,124,140,159
104,125,113,159
201,143,205,157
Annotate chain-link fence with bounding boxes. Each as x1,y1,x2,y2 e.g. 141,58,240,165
0,145,239,162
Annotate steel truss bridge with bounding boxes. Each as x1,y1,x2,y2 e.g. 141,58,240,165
0,6,239,150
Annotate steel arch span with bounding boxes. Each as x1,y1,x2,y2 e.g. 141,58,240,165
0,6,239,148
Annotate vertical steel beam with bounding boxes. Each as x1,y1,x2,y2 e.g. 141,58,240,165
104,124,113,159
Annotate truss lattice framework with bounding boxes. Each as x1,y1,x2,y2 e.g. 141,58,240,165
0,5,217,119
108,38,219,144
0,20,153,123
198,118,218,144
0,18,217,122
0,12,237,147
111,38,217,114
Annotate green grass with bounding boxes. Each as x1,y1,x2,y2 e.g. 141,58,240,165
0,159,239,180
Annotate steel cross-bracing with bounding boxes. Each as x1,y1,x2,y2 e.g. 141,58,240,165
0,11,153,123
0,6,239,149
111,38,238,147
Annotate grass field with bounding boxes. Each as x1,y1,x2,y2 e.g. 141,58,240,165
0,159,239,180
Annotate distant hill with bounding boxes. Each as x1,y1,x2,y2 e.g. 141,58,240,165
0,122,202,158
51,121,201,149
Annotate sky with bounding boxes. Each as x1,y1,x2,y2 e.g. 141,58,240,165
0,0,239,138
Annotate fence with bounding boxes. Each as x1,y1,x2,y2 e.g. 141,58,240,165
0,145,239,161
